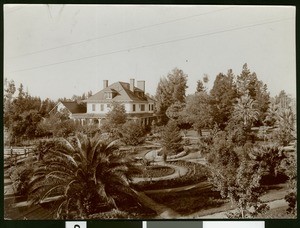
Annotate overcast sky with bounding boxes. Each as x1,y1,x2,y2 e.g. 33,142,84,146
4,4,296,100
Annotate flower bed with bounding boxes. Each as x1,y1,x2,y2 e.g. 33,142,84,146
131,165,175,178
132,161,208,191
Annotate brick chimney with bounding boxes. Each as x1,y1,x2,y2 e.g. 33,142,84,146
103,80,108,89
137,80,145,92
130,79,135,92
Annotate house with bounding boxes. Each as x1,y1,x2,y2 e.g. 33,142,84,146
69,79,156,126
49,101,86,118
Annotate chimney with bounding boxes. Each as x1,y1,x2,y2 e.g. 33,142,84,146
103,80,108,89
137,80,145,92
130,79,135,92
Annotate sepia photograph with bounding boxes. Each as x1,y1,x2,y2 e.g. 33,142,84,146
3,4,296,220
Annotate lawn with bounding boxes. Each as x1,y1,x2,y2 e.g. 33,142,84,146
145,184,228,215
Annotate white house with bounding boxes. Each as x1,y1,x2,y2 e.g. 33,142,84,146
70,79,156,126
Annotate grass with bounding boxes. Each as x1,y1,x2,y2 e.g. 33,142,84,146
145,184,228,215
257,206,295,219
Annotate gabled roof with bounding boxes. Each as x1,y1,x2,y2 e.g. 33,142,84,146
86,81,155,103
60,101,86,114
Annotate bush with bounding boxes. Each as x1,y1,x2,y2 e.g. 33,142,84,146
121,121,145,146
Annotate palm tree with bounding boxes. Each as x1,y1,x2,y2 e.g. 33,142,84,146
232,94,259,130
29,133,141,219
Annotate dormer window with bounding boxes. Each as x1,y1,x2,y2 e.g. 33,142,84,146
105,92,112,99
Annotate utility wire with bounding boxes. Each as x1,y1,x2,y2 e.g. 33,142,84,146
10,7,233,59
9,17,293,74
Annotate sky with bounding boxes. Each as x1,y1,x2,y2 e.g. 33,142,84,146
4,4,296,100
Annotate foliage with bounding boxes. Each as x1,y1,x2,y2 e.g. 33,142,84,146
28,134,142,219
282,154,297,215
4,81,56,144
121,120,145,146
270,107,295,146
251,145,287,184
102,102,127,135
204,131,269,218
210,70,238,130
231,94,259,131
196,80,205,93
9,157,35,197
184,92,212,136
160,120,183,161
155,68,188,123
236,63,270,126
37,114,80,138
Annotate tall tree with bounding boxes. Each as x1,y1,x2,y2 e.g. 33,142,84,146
155,68,188,123
236,64,270,126
196,80,205,93
205,133,269,218
161,120,183,161
210,70,238,130
184,92,212,136
232,94,259,130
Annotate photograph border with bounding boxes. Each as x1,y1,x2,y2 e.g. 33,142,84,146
1,0,299,227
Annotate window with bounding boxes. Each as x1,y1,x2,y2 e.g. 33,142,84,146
100,104,104,111
105,92,112,99
140,104,145,111
151,104,154,111
107,104,111,108
92,104,96,111
132,104,136,112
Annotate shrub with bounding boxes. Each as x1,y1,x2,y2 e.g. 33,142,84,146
121,121,145,146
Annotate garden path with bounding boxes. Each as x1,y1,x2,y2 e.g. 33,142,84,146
134,190,181,219
195,199,288,219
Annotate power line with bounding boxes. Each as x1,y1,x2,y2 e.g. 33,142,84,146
10,7,233,59
9,17,293,74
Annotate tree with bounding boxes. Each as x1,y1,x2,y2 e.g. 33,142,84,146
106,102,127,126
160,120,183,161
4,83,46,143
205,133,269,218
29,134,142,219
196,80,205,93
275,90,292,109
166,102,191,130
271,107,295,146
282,153,297,215
121,121,145,146
236,64,270,126
155,68,188,123
184,92,212,136
210,70,238,129
4,78,16,114
231,94,259,131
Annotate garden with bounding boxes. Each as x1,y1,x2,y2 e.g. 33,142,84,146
4,65,297,219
